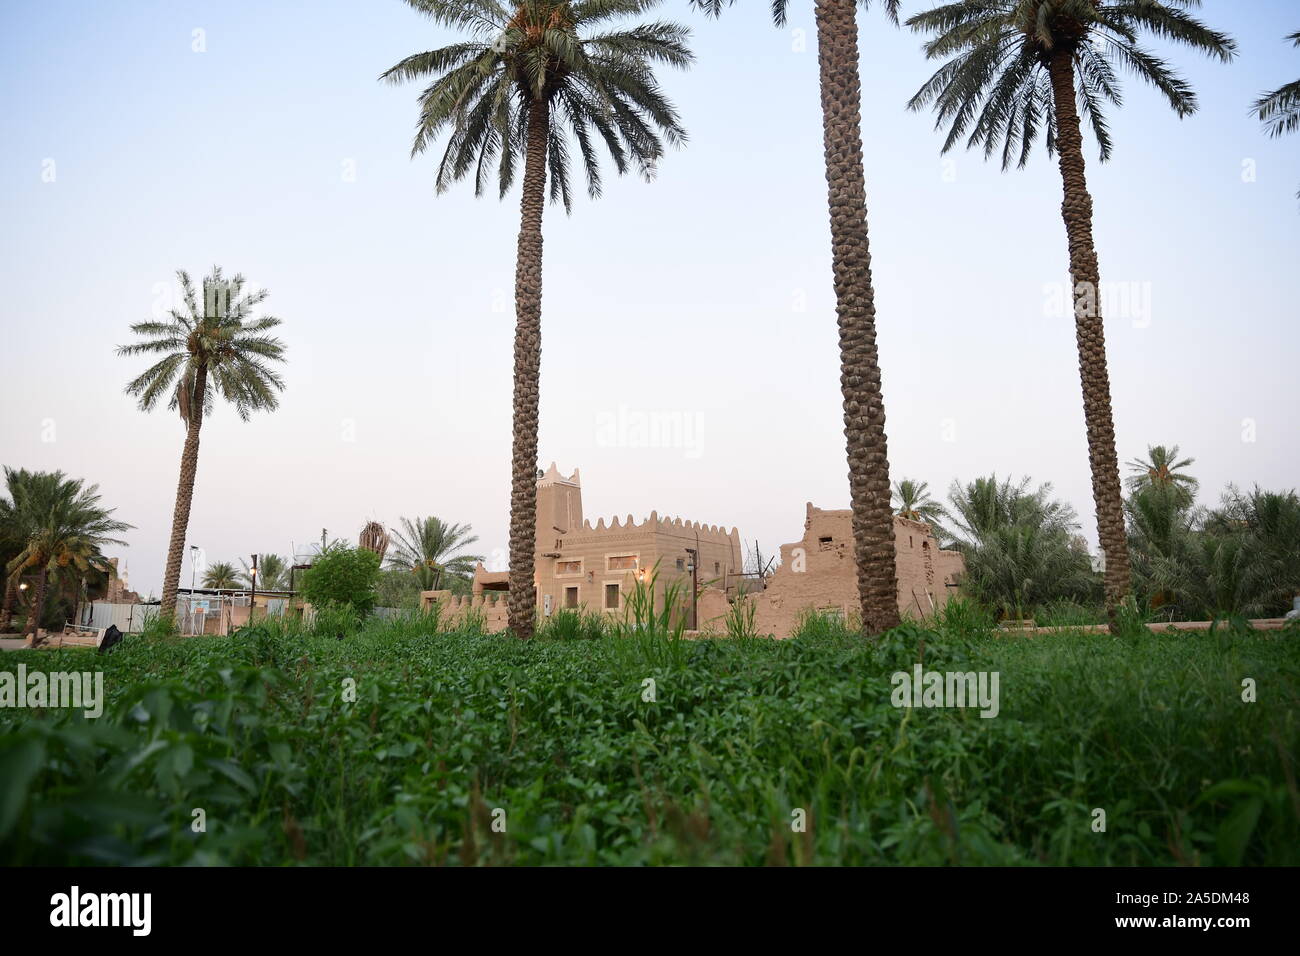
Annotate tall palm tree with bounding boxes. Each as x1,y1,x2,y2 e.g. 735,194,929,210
1125,443,1197,504
382,0,691,637
4,473,131,645
387,517,485,592
906,0,1235,629
202,562,241,590
1254,30,1300,200
117,267,287,619
891,478,949,537
240,553,288,591
692,0,903,635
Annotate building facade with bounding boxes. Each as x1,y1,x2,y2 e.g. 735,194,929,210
423,465,965,638
748,503,965,638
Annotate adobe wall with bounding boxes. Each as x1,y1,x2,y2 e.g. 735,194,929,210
751,504,965,639
421,590,510,633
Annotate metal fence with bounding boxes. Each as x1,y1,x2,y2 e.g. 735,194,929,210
75,602,160,634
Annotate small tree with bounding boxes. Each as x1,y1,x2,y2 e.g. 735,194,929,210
301,545,381,615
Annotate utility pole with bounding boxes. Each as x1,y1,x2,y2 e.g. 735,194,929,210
250,554,258,625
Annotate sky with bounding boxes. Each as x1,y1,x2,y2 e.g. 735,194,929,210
1,0,1297,597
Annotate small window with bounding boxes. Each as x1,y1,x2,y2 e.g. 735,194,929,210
607,555,637,571
676,557,685,571
604,583,620,609
556,560,582,575
909,536,914,548
714,561,720,574
565,586,579,608
818,536,834,552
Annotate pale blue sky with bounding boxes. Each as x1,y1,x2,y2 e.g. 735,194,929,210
1,0,1296,595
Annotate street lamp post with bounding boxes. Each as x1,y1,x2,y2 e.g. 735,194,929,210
250,554,258,625
684,548,698,631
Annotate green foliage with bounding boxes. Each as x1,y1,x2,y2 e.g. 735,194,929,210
1,467,133,635
906,1,1236,168
2,616,1295,865
790,608,854,641
309,602,363,639
614,565,686,640
117,267,287,424
1255,31,1300,139
201,561,240,590
138,612,178,641
300,545,381,614
946,475,1100,617
1129,482,1300,620
375,569,424,610
933,596,998,638
385,516,483,593
536,607,607,641
891,477,950,540
240,554,288,591
724,594,757,640
380,0,692,212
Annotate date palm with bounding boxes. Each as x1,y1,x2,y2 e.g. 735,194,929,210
202,561,241,590
692,0,903,634
891,478,949,539
386,517,485,592
382,0,691,637
946,474,1095,616
906,0,1234,629
240,553,288,591
1254,30,1300,200
0,467,39,632
1125,443,1197,505
4,472,131,645
117,267,287,619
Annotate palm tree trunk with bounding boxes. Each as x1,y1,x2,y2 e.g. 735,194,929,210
1047,52,1132,631
813,0,900,635
0,575,17,632
24,568,48,645
506,97,549,639
160,366,208,619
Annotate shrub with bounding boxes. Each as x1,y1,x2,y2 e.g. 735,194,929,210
300,544,381,614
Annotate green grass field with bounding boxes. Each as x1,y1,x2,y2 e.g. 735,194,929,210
2,616,1297,865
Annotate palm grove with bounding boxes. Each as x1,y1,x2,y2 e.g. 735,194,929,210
4,1,1296,638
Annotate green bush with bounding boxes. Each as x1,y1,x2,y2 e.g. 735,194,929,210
300,544,380,614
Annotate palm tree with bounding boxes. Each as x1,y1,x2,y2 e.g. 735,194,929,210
1125,443,1197,504
382,0,691,638
386,517,485,592
0,467,40,632
692,0,902,635
202,562,241,590
891,478,949,537
117,267,287,619
906,1,1235,630
946,474,1096,617
240,554,288,591
1255,30,1300,200
4,473,131,645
